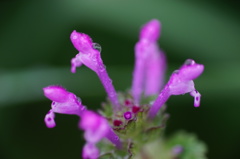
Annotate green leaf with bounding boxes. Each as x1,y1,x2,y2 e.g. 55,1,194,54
166,131,207,159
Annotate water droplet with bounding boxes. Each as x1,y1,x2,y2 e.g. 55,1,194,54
172,70,179,74
184,59,195,66
99,64,106,72
77,97,82,104
92,43,102,52
81,106,86,111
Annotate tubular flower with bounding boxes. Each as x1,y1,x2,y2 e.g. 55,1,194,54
148,59,204,119
43,19,206,158
80,110,121,159
132,19,166,104
43,85,85,128
70,31,120,110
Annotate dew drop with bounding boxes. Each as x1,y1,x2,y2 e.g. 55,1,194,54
172,70,179,74
92,43,102,52
81,106,86,111
77,97,82,104
99,64,106,72
184,59,195,66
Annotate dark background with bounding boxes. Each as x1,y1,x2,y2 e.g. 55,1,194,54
0,0,240,158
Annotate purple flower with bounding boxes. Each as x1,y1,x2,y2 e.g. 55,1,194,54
148,59,204,119
43,19,204,158
70,31,120,110
43,86,121,157
82,143,99,159
80,110,121,158
43,85,85,128
132,19,166,104
123,111,132,120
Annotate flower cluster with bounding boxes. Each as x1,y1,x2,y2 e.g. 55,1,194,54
43,19,205,159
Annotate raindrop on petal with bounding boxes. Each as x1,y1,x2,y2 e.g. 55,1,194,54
81,106,86,111
184,59,195,66
172,70,179,74
77,97,82,104
92,43,102,52
99,64,106,72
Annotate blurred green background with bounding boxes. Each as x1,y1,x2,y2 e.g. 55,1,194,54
0,0,240,158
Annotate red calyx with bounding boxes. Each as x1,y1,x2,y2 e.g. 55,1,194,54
113,120,123,126
132,106,140,113
124,99,132,106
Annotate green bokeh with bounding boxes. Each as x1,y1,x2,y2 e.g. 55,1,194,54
0,0,239,158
